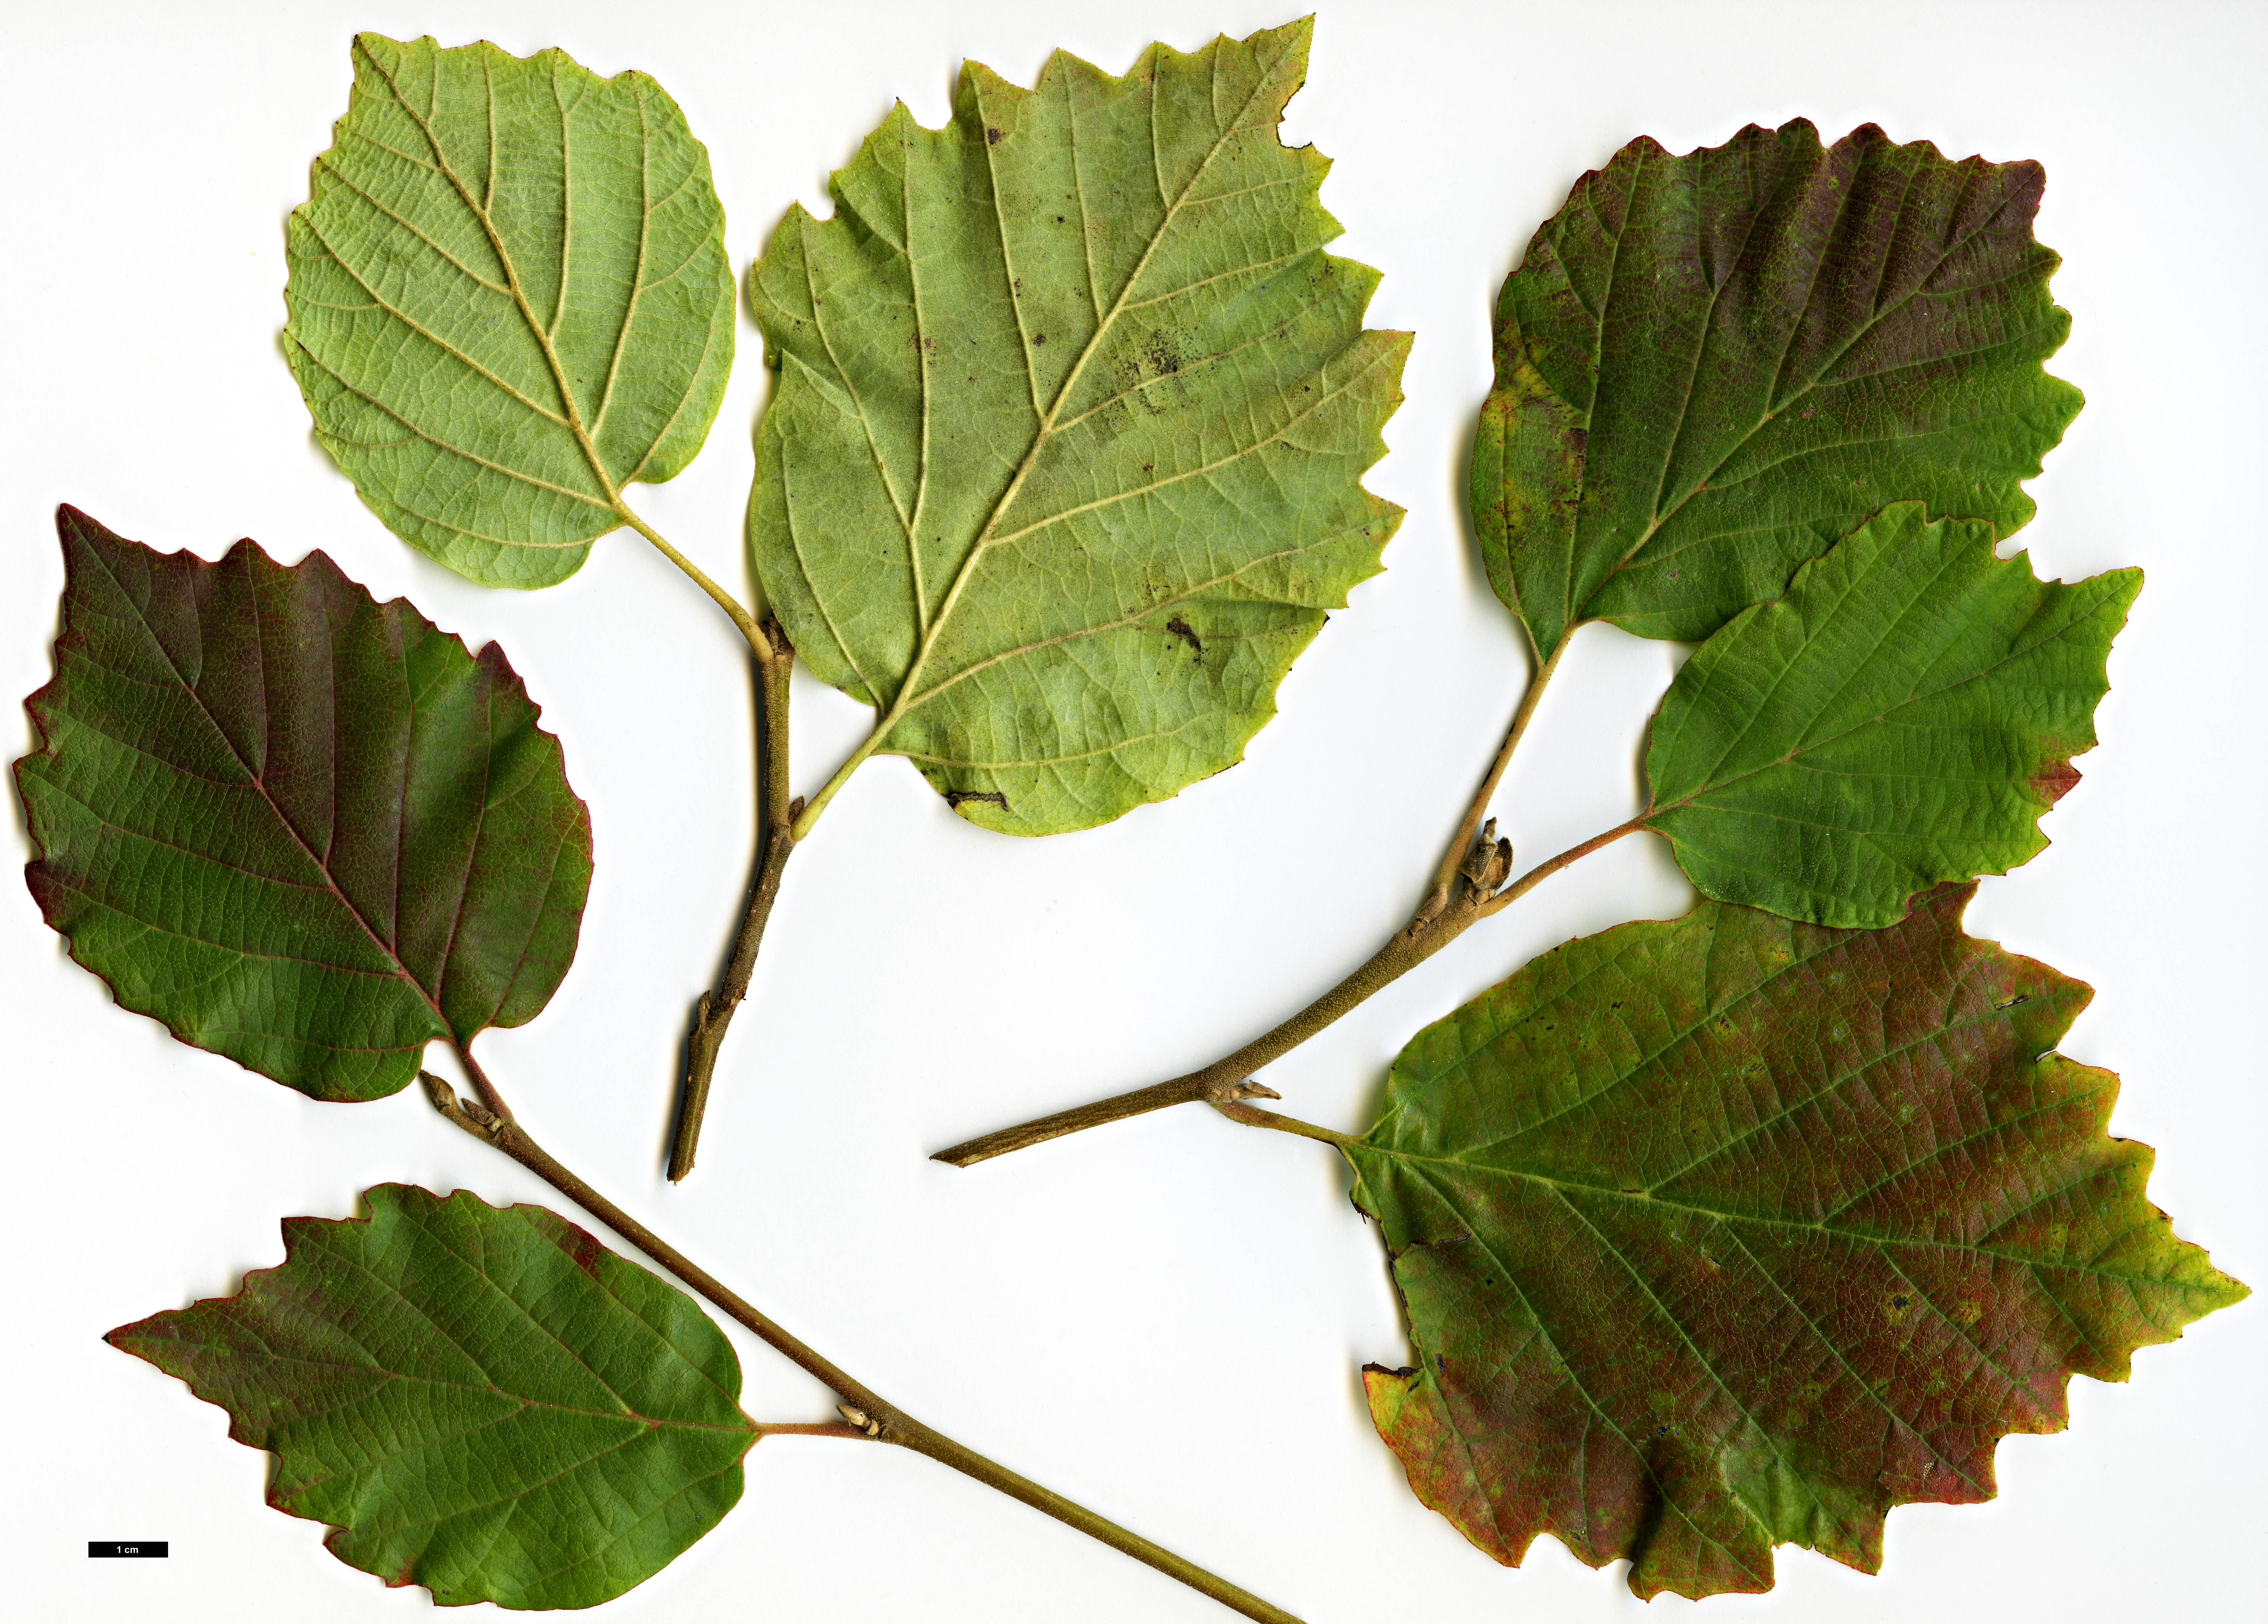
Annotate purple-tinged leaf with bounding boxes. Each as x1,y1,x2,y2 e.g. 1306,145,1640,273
1352,887,2245,1599
18,507,592,1100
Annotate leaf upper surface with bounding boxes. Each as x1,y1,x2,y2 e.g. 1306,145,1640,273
1350,888,2245,1600
109,1184,759,1609
18,508,593,1101
747,17,1408,833
285,33,734,588
1638,502,2137,926
1475,119,2082,662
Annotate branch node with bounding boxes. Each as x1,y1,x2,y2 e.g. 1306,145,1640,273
1407,884,1450,938
418,1070,509,1139
1459,816,1514,900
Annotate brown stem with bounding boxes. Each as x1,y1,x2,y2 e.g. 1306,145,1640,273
1422,638,1569,906
933,895,1490,1168
669,622,798,1182
422,1064,1301,1624
456,1045,514,1127
1478,814,1647,918
1210,1100,1362,1151
754,1421,873,1440
934,815,1652,1168
933,648,1597,1169
617,507,775,663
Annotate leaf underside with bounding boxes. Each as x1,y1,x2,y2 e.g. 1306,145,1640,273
1475,118,2083,664
109,1185,759,1609
17,508,592,1101
1640,502,2137,927
285,32,734,588
1351,888,2244,1600
748,17,1408,834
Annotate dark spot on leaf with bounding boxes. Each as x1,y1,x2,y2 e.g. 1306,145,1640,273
945,789,1008,812
1034,333,1045,344
986,126,1002,145
1142,329,1183,376
1165,615,1203,660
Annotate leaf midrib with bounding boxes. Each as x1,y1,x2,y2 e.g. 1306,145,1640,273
346,37,644,530
1377,908,2066,1216
222,1347,749,1434
1521,141,2034,652
1644,550,2115,828
1657,519,1976,799
1409,949,2009,1180
1603,167,2019,590
896,533,1328,725
878,38,1292,730
1362,1077,2145,1283
81,539,468,1045
775,291,1376,727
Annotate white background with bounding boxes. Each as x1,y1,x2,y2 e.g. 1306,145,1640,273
4,1,2262,1620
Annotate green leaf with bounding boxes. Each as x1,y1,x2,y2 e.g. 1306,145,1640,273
108,1184,759,1609
284,33,734,589
1636,501,2136,927
17,507,592,1101
1349,887,2245,1601
1475,119,2082,663
747,17,1407,834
